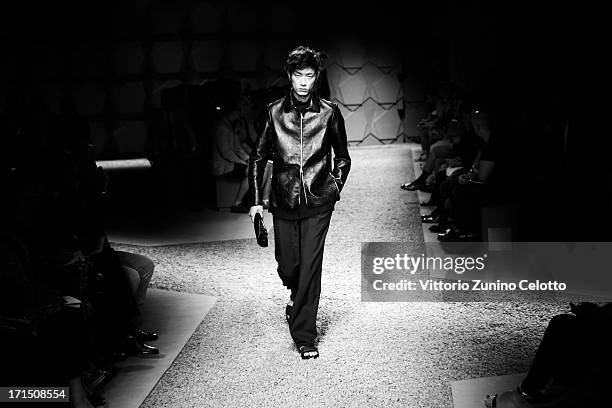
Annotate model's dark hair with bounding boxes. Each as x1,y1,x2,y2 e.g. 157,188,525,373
284,45,324,75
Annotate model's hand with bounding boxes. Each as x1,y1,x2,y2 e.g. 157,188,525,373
249,205,264,223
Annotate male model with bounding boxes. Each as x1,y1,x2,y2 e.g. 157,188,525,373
248,45,351,359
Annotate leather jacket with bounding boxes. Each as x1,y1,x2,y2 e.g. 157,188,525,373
249,93,351,210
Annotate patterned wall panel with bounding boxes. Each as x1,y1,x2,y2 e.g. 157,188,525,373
113,121,148,154
2,5,417,163
152,42,184,74
264,40,293,71
113,42,145,75
371,108,403,141
0,89,6,113
30,46,61,80
89,122,108,156
341,104,368,144
335,74,368,106
73,46,106,78
228,40,259,71
113,82,146,114
72,83,106,116
264,5,294,33
326,41,405,145
151,6,185,34
39,84,63,115
111,9,144,39
227,4,258,33
0,43,17,81
191,40,223,72
152,79,182,109
191,2,224,34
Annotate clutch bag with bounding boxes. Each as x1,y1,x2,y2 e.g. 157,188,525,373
253,213,268,247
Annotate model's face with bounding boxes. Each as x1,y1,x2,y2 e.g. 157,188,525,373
289,67,317,98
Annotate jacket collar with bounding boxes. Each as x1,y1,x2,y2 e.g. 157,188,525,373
282,90,321,113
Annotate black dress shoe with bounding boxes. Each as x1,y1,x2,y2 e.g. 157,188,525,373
85,368,115,390
421,199,437,207
135,328,158,342
421,214,438,223
401,180,425,191
111,351,127,362
429,223,451,233
437,228,480,242
421,209,440,223
122,335,160,356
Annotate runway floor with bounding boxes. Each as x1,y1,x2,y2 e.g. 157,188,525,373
109,143,588,408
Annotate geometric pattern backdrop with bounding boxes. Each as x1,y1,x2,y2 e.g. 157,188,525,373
1,3,417,161
0,2,300,160
325,41,405,146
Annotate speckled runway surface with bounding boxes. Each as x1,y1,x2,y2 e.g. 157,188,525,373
113,144,589,408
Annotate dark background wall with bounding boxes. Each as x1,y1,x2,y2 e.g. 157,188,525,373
0,0,586,154
2,0,607,238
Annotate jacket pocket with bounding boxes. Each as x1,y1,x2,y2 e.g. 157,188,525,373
328,172,340,199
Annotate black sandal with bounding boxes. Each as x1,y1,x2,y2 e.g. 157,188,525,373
298,345,319,359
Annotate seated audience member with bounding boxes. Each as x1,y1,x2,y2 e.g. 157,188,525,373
50,97,160,345
420,104,485,219
7,116,159,364
210,92,257,213
116,250,156,338
416,82,454,161
403,84,466,189
402,115,471,192
485,302,610,407
0,227,101,408
430,105,512,241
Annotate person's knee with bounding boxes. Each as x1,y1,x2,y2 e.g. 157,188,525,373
121,252,155,280
140,256,155,280
123,265,141,296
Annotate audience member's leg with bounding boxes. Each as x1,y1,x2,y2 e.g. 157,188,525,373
438,174,460,213
421,130,431,156
116,251,155,313
451,183,484,233
123,265,141,303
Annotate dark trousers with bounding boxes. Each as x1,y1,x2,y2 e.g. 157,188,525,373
273,211,332,347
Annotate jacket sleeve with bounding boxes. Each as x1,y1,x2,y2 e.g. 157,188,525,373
248,106,275,206
329,105,351,192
